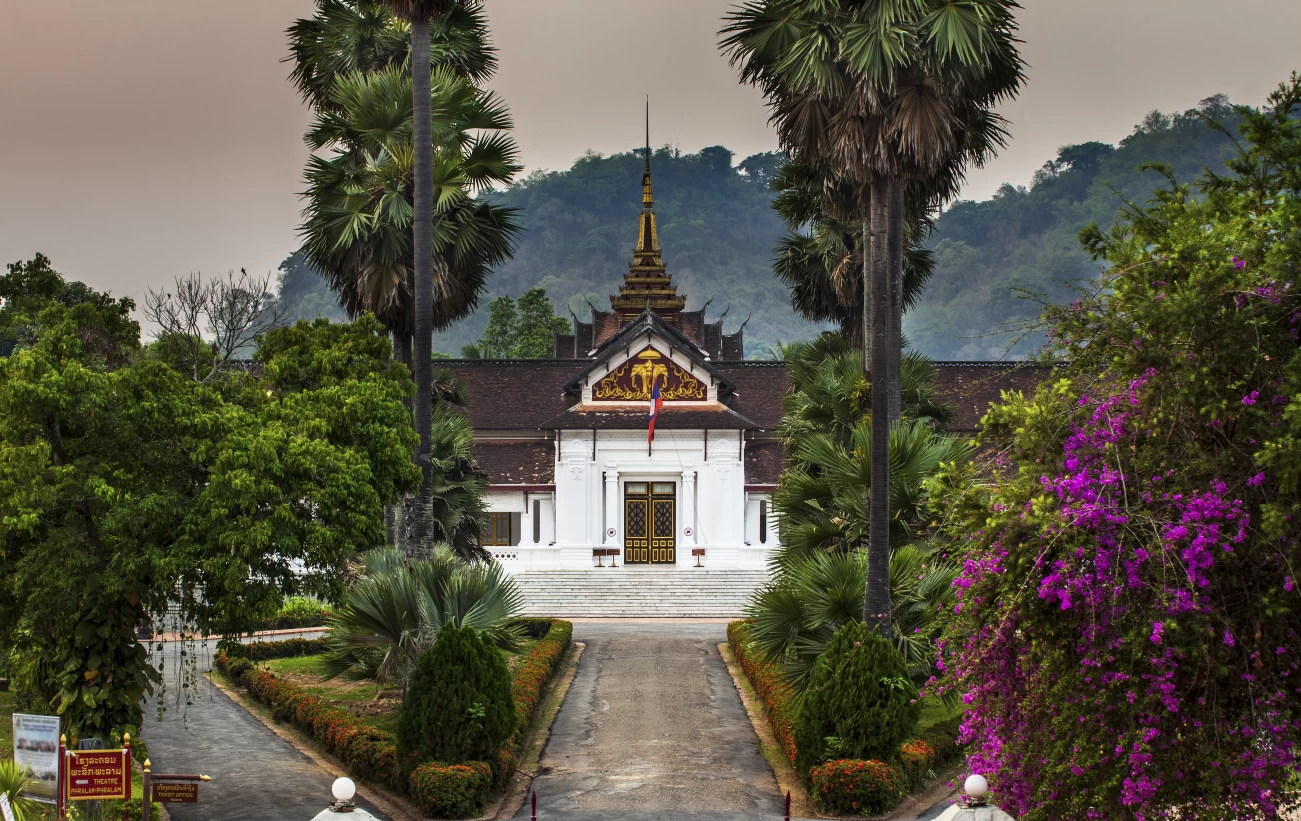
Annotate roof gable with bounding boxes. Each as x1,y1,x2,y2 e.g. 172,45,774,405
562,309,736,397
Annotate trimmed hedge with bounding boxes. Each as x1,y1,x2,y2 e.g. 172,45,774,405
809,759,908,815
728,619,967,816
224,636,330,661
728,620,799,767
214,618,573,818
408,761,492,818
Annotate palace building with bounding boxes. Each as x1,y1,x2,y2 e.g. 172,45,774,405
444,141,1045,581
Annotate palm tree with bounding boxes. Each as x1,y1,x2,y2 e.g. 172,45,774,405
722,0,1025,631
287,0,497,115
321,546,524,690
744,546,960,690
299,63,520,367
774,417,974,565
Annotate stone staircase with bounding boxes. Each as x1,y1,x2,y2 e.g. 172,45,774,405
510,570,770,618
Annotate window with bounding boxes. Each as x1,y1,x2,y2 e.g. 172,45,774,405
759,500,768,544
483,512,512,546
532,499,541,543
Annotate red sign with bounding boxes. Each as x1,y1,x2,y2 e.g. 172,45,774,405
152,782,198,803
65,749,130,801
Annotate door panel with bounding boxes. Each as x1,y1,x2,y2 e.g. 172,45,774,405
624,482,676,564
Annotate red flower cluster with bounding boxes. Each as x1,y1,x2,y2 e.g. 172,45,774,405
506,620,573,752
727,621,799,767
808,759,907,815
408,761,493,818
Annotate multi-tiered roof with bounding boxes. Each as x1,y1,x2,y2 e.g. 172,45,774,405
554,109,745,360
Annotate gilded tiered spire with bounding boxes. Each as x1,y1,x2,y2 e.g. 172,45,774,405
610,99,686,317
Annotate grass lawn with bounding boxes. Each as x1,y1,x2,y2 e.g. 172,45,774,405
261,640,539,736
917,695,961,734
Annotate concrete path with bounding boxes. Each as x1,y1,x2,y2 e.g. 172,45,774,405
141,634,390,821
521,621,784,818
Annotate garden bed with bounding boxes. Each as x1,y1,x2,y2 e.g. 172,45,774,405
727,620,964,817
213,619,573,818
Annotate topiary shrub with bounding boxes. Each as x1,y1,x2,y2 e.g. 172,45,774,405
809,759,908,815
397,625,515,774
794,622,920,776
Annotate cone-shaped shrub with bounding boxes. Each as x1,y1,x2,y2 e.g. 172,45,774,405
794,622,920,776
397,625,515,773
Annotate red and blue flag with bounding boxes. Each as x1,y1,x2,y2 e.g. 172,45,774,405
648,379,663,442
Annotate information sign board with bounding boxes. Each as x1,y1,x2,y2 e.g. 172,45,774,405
65,749,131,801
152,782,199,803
0,792,16,821
11,714,60,803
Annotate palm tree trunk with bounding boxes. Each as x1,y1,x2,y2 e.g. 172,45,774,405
865,178,892,634
886,183,906,424
409,18,435,556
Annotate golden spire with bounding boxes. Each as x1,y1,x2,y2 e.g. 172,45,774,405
611,98,684,318
642,96,653,209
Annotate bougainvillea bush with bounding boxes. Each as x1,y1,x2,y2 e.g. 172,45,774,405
932,76,1301,820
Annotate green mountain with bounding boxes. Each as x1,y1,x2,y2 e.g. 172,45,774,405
275,95,1244,360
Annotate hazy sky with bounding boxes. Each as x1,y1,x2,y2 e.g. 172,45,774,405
2,0,1299,314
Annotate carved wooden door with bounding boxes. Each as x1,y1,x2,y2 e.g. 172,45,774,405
624,482,676,564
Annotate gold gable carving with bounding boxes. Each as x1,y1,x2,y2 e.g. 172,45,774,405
592,347,707,402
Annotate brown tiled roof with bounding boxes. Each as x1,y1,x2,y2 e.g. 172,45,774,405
717,363,789,429
932,362,1054,432
444,361,578,429
745,438,784,485
474,440,554,485
540,404,759,431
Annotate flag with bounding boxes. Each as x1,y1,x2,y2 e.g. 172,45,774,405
648,379,663,442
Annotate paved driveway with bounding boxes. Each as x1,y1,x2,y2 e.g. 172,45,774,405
140,634,390,821
521,621,784,818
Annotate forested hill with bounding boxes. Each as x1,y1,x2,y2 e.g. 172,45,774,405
911,95,1242,359
275,95,1244,359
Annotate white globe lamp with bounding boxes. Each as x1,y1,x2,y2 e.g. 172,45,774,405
332,778,356,803
964,773,989,805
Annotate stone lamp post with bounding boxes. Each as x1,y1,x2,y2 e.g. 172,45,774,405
934,775,1016,820
310,778,380,821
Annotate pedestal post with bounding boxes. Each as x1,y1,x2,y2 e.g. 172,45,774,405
603,468,620,548
680,466,697,547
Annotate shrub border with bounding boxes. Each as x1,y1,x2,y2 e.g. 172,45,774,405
214,618,573,818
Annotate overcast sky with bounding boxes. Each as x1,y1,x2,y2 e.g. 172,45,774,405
2,0,1299,312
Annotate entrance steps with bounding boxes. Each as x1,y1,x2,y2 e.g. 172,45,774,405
510,569,769,618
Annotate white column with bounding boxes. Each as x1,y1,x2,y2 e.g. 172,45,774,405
603,467,620,547
680,466,697,546
520,493,537,547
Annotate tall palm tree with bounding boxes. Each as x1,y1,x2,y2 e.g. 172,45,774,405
722,0,1024,631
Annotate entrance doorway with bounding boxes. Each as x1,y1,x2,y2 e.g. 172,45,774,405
624,482,676,564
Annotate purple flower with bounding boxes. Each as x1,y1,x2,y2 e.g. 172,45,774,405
1149,622,1165,644
1223,630,1235,647
1242,391,1260,406
1233,256,1247,270
1248,472,1266,487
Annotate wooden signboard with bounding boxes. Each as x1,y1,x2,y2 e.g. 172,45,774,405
65,748,130,801
152,782,199,803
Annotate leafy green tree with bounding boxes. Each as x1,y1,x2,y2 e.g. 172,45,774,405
396,625,515,772
321,546,523,689
471,288,571,358
513,288,571,358
0,291,418,743
477,295,516,358
793,622,919,775
0,254,138,361
933,75,1301,820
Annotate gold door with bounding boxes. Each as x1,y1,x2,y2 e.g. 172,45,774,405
624,482,676,564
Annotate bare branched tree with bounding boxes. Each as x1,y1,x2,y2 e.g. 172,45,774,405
144,269,286,381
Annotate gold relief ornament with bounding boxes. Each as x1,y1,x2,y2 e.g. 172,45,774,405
592,347,707,401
